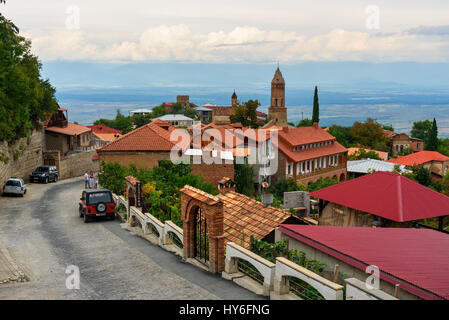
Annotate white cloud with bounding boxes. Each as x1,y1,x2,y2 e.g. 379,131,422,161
23,25,449,63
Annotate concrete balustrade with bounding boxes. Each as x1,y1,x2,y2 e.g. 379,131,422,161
144,212,165,245
223,242,275,296
274,257,344,300
344,278,398,300
163,221,184,246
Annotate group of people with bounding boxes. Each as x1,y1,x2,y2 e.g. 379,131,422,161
84,171,98,189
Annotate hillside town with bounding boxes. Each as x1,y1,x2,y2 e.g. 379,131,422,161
1,1,449,311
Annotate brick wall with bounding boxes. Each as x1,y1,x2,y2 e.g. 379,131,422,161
191,162,234,187
0,129,44,185
98,151,171,170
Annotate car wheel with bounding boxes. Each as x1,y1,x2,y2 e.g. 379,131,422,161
84,213,89,223
79,207,83,217
110,214,115,221
20,194,24,197
54,176,58,183
44,177,48,184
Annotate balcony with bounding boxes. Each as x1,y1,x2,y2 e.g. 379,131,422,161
295,163,346,180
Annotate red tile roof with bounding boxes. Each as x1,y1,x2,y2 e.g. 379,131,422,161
97,120,190,153
388,151,449,166
309,171,449,222
278,225,449,300
87,125,122,134
383,129,396,139
347,147,389,160
274,125,347,162
180,185,297,249
45,123,91,136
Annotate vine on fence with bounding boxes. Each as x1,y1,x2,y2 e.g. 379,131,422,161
250,237,327,273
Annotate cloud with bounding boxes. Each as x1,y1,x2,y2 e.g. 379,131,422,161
23,25,449,63
406,25,449,36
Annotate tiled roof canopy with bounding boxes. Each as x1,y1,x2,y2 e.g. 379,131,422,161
87,125,122,134
180,185,296,249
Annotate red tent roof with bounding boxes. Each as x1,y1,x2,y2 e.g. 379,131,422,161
309,171,449,222
278,225,449,300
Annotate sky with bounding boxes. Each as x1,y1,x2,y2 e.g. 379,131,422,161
2,0,449,64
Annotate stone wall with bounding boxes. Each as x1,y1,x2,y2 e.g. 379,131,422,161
59,150,99,180
0,129,44,185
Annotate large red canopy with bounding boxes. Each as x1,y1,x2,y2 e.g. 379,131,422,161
309,171,449,222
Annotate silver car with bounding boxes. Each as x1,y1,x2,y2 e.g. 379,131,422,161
2,178,27,197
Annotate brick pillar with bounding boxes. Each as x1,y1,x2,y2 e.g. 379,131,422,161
207,201,225,274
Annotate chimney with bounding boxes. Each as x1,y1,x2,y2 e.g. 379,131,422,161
283,126,289,133
313,122,318,128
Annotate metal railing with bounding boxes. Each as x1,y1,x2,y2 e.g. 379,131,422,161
288,276,325,300
237,259,264,285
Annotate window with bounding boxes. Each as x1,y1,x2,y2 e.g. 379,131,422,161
417,143,421,149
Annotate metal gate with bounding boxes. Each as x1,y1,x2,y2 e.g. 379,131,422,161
194,207,209,264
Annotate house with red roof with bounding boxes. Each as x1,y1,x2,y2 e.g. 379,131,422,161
309,171,449,229
271,123,348,185
382,130,424,156
97,119,189,170
276,225,449,300
45,108,92,156
388,151,449,180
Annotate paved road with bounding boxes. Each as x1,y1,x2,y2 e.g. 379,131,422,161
0,177,263,300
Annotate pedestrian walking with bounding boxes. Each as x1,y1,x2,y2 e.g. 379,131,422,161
84,171,89,189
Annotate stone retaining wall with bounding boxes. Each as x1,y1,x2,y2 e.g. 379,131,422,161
0,129,44,186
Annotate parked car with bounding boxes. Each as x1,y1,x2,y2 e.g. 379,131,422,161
2,178,27,197
79,189,115,223
29,165,58,183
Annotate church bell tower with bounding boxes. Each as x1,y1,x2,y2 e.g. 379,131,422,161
268,67,287,127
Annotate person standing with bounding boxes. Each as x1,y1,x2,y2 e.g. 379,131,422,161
88,171,95,189
84,171,89,189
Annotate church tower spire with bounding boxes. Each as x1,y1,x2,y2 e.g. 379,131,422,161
268,67,287,127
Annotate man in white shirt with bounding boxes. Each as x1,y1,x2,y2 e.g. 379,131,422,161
84,171,89,189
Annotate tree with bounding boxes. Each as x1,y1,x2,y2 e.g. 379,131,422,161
397,147,414,156
0,13,58,143
411,120,432,141
348,149,381,160
296,118,313,128
350,118,389,151
382,124,394,131
151,104,167,118
327,125,353,148
312,86,319,123
426,118,439,151
234,163,254,196
230,99,261,128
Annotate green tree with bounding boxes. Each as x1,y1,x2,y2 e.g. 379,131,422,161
151,104,167,118
0,13,58,143
348,149,381,160
327,125,353,148
234,163,254,196
350,118,389,151
426,118,439,151
230,99,261,128
312,86,319,123
397,147,414,156
382,124,394,131
307,177,339,193
410,120,432,141
296,118,313,127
